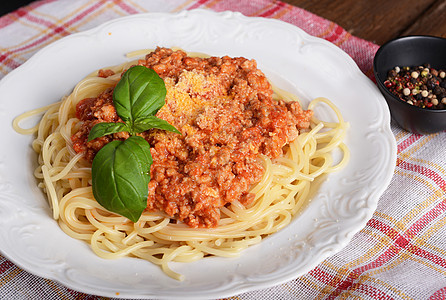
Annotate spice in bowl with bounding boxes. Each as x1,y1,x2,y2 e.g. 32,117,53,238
384,64,446,109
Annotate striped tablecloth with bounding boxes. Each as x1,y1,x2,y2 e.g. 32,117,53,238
1,1,446,299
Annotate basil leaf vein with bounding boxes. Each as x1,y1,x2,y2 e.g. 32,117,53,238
88,122,130,141
133,116,180,134
113,65,166,127
92,136,151,223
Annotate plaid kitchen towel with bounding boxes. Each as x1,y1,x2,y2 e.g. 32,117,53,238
1,0,445,299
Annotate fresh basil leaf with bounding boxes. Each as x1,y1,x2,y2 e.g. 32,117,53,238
113,65,166,125
88,122,130,141
133,116,181,134
88,64,179,223
91,136,152,222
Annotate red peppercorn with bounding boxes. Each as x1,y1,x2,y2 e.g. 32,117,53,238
385,64,446,110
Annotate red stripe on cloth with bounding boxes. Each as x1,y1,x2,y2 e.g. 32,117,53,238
406,197,446,237
315,214,446,298
61,1,106,28
322,244,403,299
324,24,344,43
342,283,394,300
188,0,213,9
368,219,446,269
368,219,446,270
0,15,16,28
0,0,58,29
307,267,337,286
308,251,397,297
258,1,286,17
0,52,22,69
0,1,106,67
0,259,14,273
397,160,446,192
113,0,140,14
396,134,423,153
407,243,446,268
430,287,446,300
0,34,61,66
368,218,400,239
14,7,71,36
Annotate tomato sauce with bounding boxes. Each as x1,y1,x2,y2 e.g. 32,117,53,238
71,47,312,228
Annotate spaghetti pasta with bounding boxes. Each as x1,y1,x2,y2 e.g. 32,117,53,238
13,49,349,281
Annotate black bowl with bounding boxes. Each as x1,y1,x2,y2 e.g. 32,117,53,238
373,35,446,134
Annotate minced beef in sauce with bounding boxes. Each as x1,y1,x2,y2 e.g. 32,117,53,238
71,47,312,228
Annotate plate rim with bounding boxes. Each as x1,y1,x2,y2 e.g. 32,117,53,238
0,9,397,299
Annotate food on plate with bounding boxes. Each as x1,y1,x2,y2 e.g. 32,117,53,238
14,47,349,280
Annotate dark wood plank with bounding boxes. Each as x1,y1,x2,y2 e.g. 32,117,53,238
282,0,444,45
401,0,446,38
3,1,446,46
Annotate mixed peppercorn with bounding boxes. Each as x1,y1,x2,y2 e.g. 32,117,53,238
384,64,446,109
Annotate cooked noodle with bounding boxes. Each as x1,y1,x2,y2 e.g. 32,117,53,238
13,50,349,281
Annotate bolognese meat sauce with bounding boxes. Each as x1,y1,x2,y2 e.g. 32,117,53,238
71,47,312,228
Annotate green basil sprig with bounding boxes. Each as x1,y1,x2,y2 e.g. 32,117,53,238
88,65,179,222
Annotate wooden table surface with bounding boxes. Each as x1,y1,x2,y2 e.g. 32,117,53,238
1,0,445,46
282,0,446,45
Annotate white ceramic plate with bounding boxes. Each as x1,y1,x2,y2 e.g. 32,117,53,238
0,10,396,299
